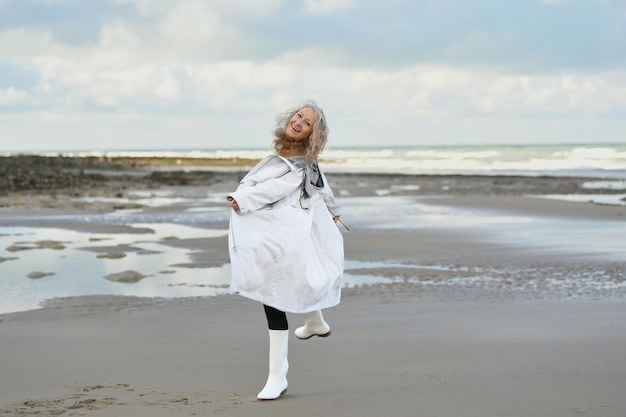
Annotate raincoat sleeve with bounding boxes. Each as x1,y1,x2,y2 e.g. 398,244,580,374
319,169,340,215
229,168,303,214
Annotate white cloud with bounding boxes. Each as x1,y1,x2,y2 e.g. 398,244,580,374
210,0,284,17
155,77,180,99
285,64,626,128
0,87,28,106
98,2,261,64
1,0,624,150
158,2,242,59
113,0,283,18
0,29,57,59
30,0,74,4
111,0,169,16
3,11,625,122
302,0,356,15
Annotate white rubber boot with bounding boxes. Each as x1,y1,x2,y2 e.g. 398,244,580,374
295,310,332,340
257,330,289,400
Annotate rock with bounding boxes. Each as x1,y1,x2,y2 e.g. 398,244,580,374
6,244,33,252
97,253,127,259
35,240,67,250
6,240,67,252
103,270,147,283
27,271,55,279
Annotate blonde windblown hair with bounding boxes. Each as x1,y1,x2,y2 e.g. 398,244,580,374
272,100,329,165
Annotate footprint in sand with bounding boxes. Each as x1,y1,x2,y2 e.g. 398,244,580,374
1,384,245,416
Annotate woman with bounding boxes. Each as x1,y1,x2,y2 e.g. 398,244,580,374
227,100,344,400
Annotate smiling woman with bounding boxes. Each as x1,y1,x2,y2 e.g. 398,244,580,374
271,100,329,164
227,100,344,400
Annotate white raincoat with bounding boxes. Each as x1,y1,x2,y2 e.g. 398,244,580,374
227,154,344,313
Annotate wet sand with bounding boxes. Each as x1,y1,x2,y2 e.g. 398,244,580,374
1,158,626,416
1,294,626,416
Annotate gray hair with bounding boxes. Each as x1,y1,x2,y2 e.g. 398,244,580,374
272,100,329,165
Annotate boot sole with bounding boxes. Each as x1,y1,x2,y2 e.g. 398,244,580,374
296,330,332,340
257,388,287,401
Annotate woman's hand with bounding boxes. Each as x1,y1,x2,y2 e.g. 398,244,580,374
228,197,240,211
329,210,349,231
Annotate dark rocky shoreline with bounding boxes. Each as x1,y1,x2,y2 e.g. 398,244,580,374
0,155,253,194
1,155,623,208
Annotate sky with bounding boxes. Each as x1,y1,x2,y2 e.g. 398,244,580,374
0,0,625,152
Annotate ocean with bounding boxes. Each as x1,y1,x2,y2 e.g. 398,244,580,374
7,142,626,178
1,142,625,314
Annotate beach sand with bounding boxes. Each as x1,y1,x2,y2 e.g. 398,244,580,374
2,294,626,417
1,159,626,416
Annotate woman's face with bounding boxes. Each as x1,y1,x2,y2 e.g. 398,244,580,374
285,106,316,141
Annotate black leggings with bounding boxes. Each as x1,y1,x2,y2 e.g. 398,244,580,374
264,305,288,330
